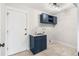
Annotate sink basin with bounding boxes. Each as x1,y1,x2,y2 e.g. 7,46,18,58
36,33,44,35
32,33,45,36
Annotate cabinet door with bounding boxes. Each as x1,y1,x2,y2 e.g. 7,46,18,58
34,37,42,54
30,36,34,50
41,35,47,50
32,37,39,54
37,36,47,51
37,37,42,52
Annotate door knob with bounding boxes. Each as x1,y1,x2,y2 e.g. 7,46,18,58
25,33,27,35
25,28,27,30
0,43,5,47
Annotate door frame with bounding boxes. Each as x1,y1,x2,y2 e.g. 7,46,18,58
5,6,29,56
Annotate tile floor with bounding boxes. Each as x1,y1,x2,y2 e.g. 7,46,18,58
12,43,77,56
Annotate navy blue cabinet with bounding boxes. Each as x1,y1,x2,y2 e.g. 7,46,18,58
30,35,47,54
40,13,57,25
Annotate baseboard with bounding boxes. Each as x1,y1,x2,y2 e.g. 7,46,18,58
26,47,30,50
9,49,28,56
54,40,76,49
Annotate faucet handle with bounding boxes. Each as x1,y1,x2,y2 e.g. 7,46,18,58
43,31,45,34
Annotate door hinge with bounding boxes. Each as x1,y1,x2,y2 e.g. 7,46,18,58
7,30,8,33
7,47,8,50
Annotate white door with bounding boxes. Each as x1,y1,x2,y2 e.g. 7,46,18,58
7,9,27,55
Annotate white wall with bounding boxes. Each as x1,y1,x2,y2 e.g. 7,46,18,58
77,25,79,52
77,7,79,52
54,7,77,49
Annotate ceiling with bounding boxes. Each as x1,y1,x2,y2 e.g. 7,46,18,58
6,3,76,14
